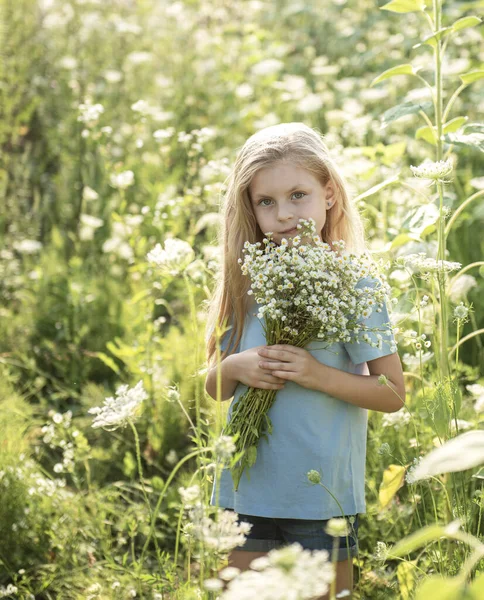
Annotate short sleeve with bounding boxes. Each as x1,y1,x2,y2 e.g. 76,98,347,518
208,318,241,355
343,276,397,365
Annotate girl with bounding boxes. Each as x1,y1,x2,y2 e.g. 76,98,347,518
204,122,405,598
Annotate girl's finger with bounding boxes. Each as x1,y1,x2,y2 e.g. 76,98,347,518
262,375,286,384
256,381,285,390
260,361,287,371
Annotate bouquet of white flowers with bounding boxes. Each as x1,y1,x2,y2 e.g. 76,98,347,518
223,218,395,491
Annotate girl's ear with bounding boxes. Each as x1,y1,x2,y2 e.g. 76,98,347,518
325,181,336,205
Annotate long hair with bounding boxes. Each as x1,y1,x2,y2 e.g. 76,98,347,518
205,122,370,368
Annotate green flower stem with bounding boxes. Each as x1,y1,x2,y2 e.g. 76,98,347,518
138,447,212,573
445,191,484,237
448,329,484,360
449,261,484,285
418,109,436,131
400,181,434,203
128,419,163,574
442,83,467,123
434,1,443,163
436,182,450,381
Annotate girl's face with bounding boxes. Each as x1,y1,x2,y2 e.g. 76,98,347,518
248,163,335,244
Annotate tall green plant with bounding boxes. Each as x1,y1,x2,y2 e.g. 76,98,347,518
368,0,484,591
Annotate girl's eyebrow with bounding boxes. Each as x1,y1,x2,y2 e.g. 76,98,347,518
253,184,306,199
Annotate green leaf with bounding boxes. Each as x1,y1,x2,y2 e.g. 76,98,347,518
415,125,438,145
413,16,481,49
443,116,468,133
381,0,427,13
404,204,440,236
250,425,259,438
371,64,420,87
415,575,463,600
353,174,400,202
50,226,64,249
388,524,446,557
451,15,482,33
460,69,484,84
93,351,121,375
381,100,433,128
472,466,484,480
264,414,273,435
397,561,417,600
379,464,406,510
413,27,452,49
469,572,484,598
247,445,258,467
389,233,422,250
443,132,484,153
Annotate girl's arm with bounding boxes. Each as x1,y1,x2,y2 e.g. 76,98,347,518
205,347,287,401
205,354,240,401
309,353,406,413
257,346,405,413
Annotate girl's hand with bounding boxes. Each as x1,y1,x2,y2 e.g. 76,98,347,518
231,346,287,390
257,345,320,389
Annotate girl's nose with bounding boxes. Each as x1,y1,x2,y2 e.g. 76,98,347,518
277,206,294,220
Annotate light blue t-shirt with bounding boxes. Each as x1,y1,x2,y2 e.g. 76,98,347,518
210,276,397,520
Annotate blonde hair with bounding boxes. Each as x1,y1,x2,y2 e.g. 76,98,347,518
205,122,370,367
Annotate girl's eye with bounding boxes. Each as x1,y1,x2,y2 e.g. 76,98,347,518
258,192,306,206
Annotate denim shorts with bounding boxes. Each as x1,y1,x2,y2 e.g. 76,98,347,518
226,509,359,561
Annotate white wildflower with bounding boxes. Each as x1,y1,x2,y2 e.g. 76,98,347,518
88,380,147,431
109,170,134,190
13,239,43,254
80,214,104,229
325,518,350,537
467,384,484,414
82,186,99,202
126,51,152,65
251,58,284,77
146,238,195,275
453,302,469,321
166,449,178,465
178,485,201,508
410,158,453,184
189,507,252,553
297,93,323,114
400,253,461,275
219,566,241,581
78,101,104,125
374,541,388,561
382,410,411,430
307,470,322,484
448,274,477,302
85,583,102,599
378,443,391,456
166,387,180,403
214,435,236,462
450,419,473,433
0,585,18,598
203,579,224,591
467,384,484,397
131,99,152,115
220,542,334,600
